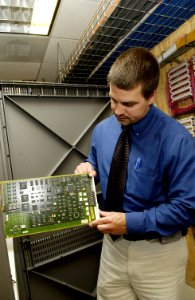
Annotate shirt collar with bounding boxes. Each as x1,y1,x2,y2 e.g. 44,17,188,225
132,104,156,136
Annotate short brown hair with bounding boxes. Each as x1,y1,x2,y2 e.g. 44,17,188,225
107,47,160,100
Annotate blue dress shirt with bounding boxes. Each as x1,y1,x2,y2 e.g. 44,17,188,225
87,105,195,237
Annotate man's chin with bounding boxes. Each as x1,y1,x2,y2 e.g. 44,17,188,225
118,119,131,126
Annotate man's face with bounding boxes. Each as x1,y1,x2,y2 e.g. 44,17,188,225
109,84,155,126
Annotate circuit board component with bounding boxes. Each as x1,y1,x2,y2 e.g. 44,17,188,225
1,174,99,238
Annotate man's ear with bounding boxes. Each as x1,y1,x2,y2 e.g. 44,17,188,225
148,90,157,106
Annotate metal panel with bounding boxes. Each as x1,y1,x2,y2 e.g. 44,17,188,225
3,96,69,179
0,83,109,179
28,241,102,298
0,213,15,300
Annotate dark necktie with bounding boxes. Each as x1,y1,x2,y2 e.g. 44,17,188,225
105,125,131,212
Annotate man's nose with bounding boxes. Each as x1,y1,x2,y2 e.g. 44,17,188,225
114,103,124,115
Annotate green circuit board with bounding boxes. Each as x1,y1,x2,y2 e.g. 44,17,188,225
1,174,99,238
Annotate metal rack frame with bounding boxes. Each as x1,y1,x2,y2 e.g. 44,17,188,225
0,81,110,300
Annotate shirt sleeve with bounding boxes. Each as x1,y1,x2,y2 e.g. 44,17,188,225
85,128,100,183
126,133,195,236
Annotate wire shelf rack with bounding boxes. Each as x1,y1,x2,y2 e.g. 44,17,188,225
62,0,194,84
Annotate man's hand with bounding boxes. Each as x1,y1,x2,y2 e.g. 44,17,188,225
89,210,127,235
74,162,97,177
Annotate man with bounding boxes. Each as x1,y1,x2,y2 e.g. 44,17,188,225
74,47,195,300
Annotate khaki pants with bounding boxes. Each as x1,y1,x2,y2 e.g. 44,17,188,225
97,234,188,300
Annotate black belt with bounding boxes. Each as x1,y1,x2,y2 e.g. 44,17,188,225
122,229,188,244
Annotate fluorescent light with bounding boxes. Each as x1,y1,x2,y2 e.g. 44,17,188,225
30,0,58,35
0,0,59,35
157,44,177,64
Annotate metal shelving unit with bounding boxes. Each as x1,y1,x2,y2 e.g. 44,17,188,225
0,81,110,300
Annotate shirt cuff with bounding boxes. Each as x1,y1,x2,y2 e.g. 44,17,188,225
125,211,145,234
